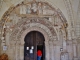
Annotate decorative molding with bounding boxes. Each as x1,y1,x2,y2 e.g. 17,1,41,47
0,0,68,43
0,1,67,27
63,0,74,28
9,17,57,42
0,1,69,60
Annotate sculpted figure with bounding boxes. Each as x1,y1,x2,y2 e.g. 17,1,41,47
31,3,38,13
38,2,43,14
27,4,32,14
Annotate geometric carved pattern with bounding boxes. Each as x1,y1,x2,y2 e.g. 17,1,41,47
10,17,57,43
0,1,68,60
0,1,67,27
0,1,68,47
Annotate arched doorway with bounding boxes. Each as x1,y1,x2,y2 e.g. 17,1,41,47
24,31,45,60
0,0,68,60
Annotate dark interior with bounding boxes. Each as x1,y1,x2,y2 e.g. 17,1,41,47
24,31,45,60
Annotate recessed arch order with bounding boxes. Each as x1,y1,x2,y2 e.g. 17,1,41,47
0,0,68,60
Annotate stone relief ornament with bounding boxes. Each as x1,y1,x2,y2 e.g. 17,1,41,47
60,52,69,60
19,1,56,15
0,0,6,11
38,2,43,14
20,4,27,14
31,2,38,13
0,0,67,45
0,0,69,60
26,4,32,14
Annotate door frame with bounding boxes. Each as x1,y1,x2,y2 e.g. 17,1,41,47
20,27,50,60
24,31,45,60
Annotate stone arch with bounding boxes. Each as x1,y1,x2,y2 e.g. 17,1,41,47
9,17,57,42
0,0,67,27
0,1,68,42
20,26,50,60
0,0,68,60
9,17,58,60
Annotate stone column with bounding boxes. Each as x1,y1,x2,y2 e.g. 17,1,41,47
55,45,60,60
45,41,49,60
52,41,55,60
15,42,20,60
63,40,67,51
13,45,16,60
49,40,54,60
53,45,56,60
20,44,24,60
67,41,73,60
63,31,67,52
73,44,77,57
73,44,78,60
78,43,80,60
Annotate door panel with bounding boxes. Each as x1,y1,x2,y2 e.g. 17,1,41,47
24,31,45,60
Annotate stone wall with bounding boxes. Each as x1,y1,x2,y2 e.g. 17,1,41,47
0,0,79,60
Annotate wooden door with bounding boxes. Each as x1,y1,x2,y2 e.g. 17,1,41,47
24,31,45,60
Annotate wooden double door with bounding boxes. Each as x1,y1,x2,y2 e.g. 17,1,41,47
24,31,45,60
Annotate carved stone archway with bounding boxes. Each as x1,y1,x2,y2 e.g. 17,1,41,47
9,17,57,60
20,27,50,60
0,1,68,60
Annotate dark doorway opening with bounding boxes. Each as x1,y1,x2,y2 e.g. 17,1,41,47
37,45,45,60
24,31,45,60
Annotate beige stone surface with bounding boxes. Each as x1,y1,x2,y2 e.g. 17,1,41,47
0,0,80,60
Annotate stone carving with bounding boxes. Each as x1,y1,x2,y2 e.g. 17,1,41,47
10,17,56,42
17,1,58,15
0,1,67,29
31,2,38,13
60,52,69,60
0,0,6,11
0,1,68,60
26,4,32,14
38,2,43,14
20,4,27,14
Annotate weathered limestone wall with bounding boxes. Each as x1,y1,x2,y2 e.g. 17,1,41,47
0,0,80,60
